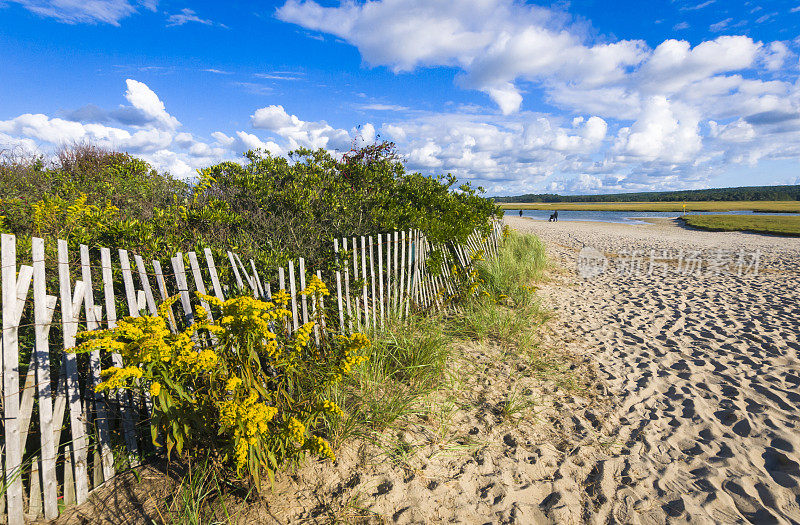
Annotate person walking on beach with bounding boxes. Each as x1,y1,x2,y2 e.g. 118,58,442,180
553,210,559,222
519,210,523,218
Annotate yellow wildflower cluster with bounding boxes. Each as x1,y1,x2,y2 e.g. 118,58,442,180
219,391,279,468
272,289,290,306
204,294,288,335
225,375,243,391
321,399,343,418
95,366,143,392
73,278,367,481
175,348,218,373
331,333,370,381
287,417,306,445
300,274,330,297
307,435,336,461
294,321,315,351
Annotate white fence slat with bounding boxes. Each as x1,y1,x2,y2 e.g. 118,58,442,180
289,261,300,331
204,249,225,301
227,251,244,292
32,238,59,519
393,232,399,312
405,231,414,317
368,236,377,329
102,248,140,463
80,246,114,483
351,237,361,330
360,236,369,331
288,261,299,331
63,446,75,505
343,238,353,332
333,239,344,332
2,234,24,525
377,234,385,328
298,258,308,325
133,255,157,315
250,260,265,299
399,230,406,317
171,253,194,327
187,252,213,322
234,254,256,297
118,250,140,318
18,328,36,455
57,239,90,504
26,454,41,520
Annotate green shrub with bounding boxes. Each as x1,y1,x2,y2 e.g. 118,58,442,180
0,142,499,274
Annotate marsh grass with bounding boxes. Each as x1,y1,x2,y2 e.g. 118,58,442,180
501,388,537,423
154,458,239,525
682,214,800,236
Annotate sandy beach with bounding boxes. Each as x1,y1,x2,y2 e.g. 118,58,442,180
505,216,800,523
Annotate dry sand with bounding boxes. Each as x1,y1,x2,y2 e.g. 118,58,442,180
504,216,800,524
51,218,800,524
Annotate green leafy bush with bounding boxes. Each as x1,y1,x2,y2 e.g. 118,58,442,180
1,142,499,273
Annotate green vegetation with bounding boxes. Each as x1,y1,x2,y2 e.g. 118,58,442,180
499,200,800,213
446,231,549,351
0,143,499,270
493,184,800,203
682,214,800,236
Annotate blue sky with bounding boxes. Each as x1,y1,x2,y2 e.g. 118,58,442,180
1,0,799,195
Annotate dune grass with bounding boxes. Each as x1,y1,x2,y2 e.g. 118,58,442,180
325,229,550,445
445,231,549,351
682,214,800,236
325,314,452,443
499,200,800,213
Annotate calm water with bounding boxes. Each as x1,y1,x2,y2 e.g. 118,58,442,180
503,209,800,225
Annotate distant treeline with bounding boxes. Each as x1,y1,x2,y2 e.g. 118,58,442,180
493,185,800,203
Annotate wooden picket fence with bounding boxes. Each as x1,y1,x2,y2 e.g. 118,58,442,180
0,221,502,524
